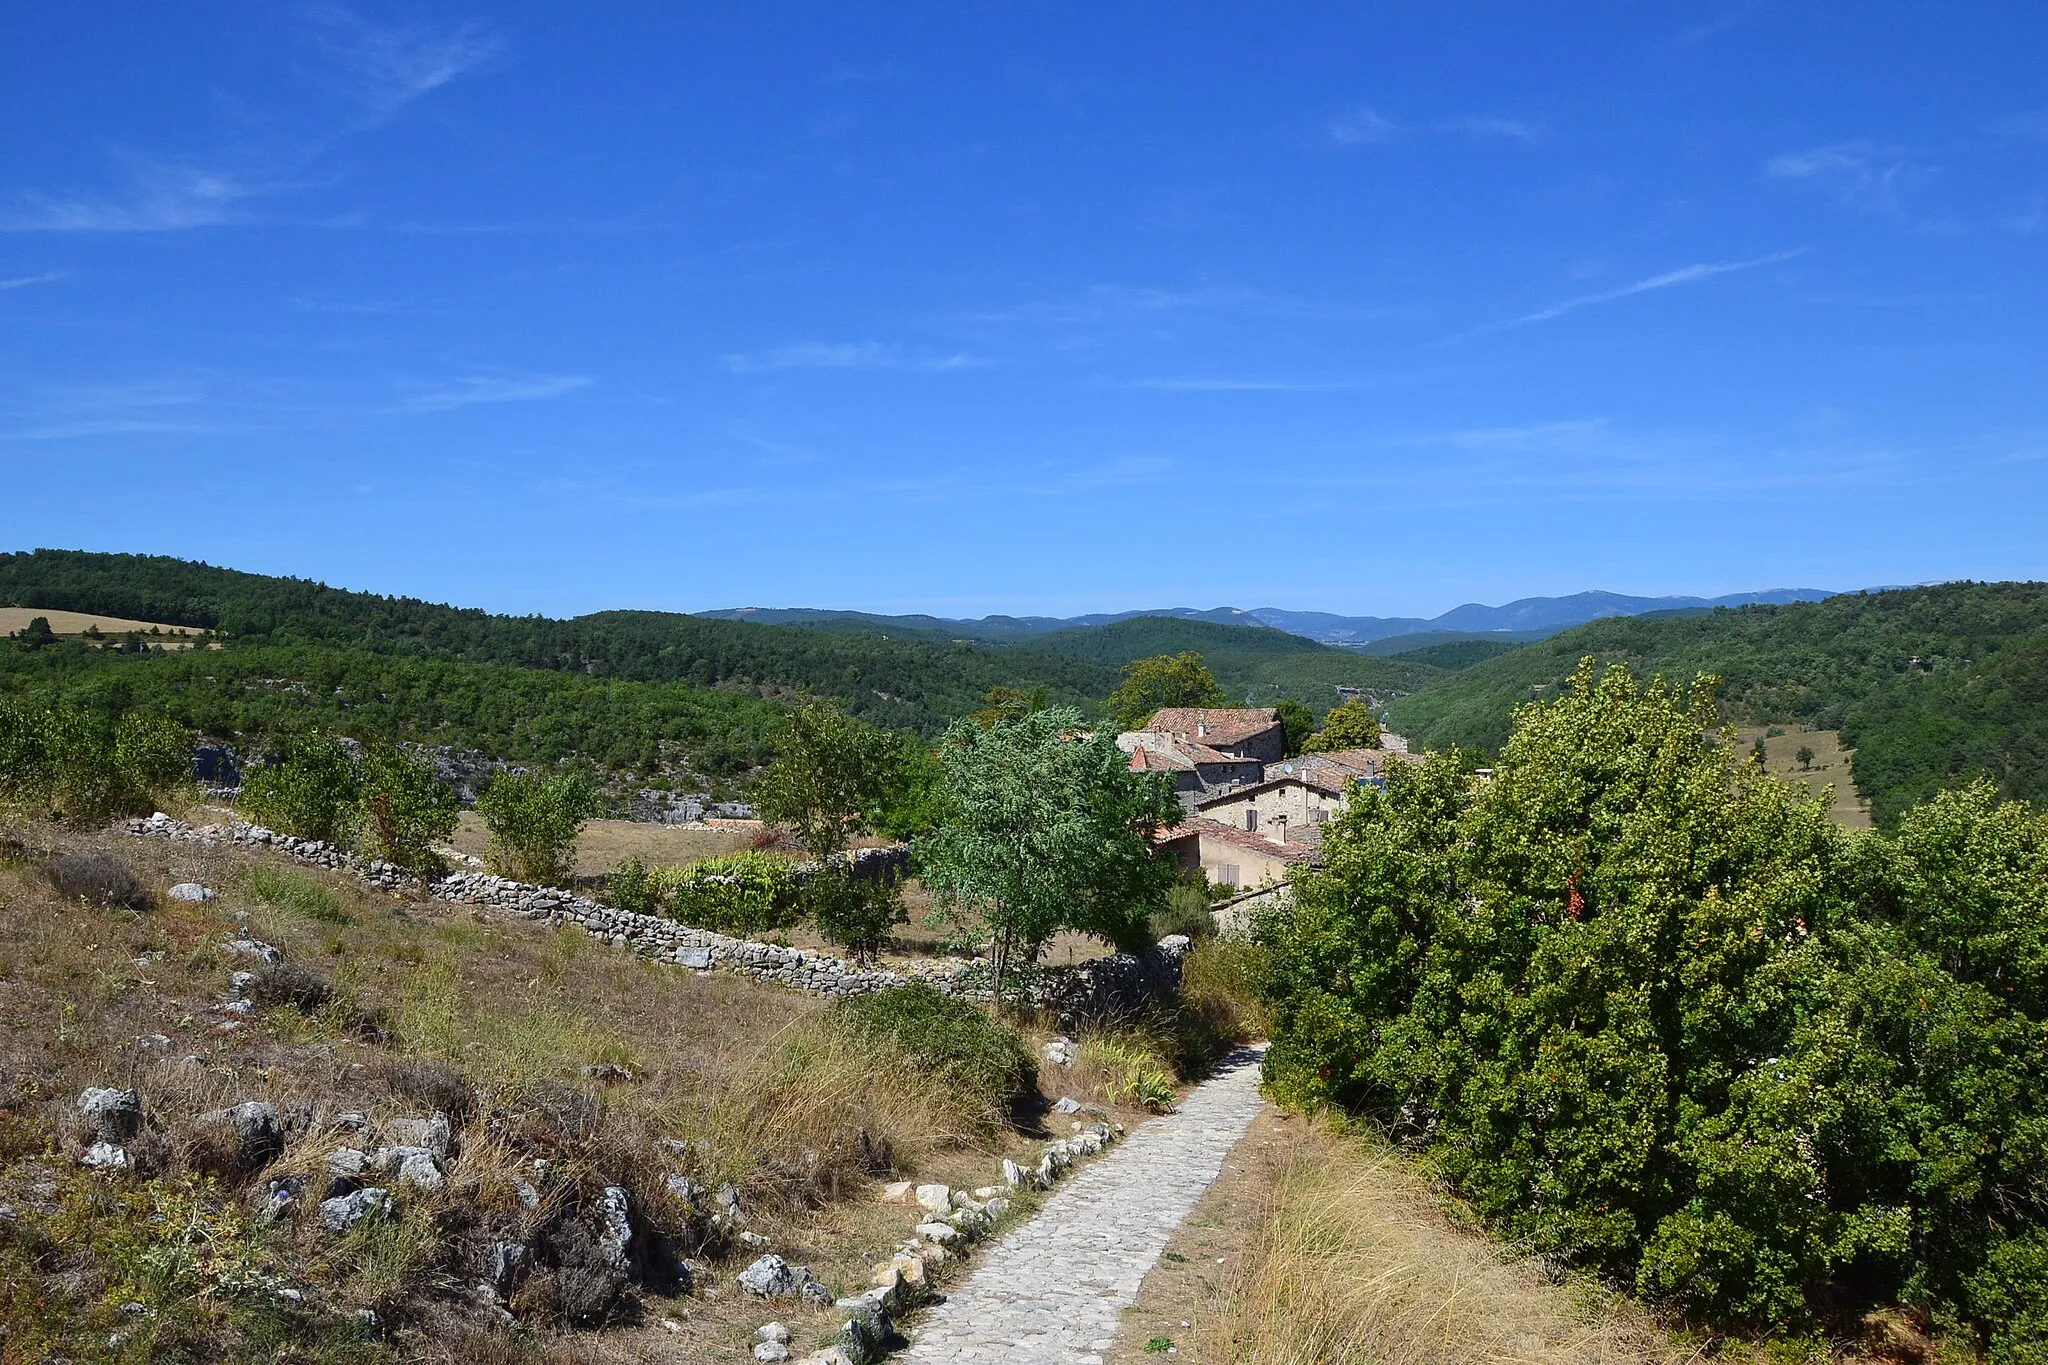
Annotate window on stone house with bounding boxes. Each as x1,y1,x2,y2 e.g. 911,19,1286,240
1217,864,1239,887
1312,806,1328,823
1244,809,1257,831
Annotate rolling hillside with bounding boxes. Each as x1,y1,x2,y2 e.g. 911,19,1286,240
1385,581,2048,826
0,550,1118,735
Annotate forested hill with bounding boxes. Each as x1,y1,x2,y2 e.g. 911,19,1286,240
0,550,1117,734
1384,581,2048,826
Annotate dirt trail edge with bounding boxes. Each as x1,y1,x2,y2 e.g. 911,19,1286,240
897,1044,1268,1364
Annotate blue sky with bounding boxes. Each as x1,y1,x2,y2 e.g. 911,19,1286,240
2,3,2044,618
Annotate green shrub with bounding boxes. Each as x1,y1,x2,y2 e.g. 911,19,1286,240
829,983,1036,1128
1254,660,2048,1342
805,866,901,962
476,769,594,887
354,745,457,872
1149,882,1216,942
605,856,658,913
0,700,189,823
656,850,802,935
239,733,360,842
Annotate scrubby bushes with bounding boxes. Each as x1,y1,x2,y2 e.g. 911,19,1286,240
0,700,189,822
238,736,458,873
1255,660,2048,1355
477,769,595,887
830,983,1037,1130
42,852,152,911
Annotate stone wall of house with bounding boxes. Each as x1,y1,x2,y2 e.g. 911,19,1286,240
122,813,1181,1022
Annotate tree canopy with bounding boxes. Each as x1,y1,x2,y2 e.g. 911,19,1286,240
749,698,898,856
1106,651,1228,731
1258,660,2048,1354
919,706,1182,999
1303,697,1381,751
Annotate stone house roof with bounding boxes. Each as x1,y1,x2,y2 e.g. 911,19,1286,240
1156,817,1324,866
1144,708,1282,750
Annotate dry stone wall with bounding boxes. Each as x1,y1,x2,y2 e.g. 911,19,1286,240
123,813,1185,1020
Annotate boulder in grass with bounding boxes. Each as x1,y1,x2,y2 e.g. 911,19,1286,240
318,1186,392,1233
77,1088,143,1144
195,1101,284,1173
168,883,215,902
738,1254,828,1301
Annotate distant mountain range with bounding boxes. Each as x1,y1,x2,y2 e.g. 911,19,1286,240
700,588,1841,648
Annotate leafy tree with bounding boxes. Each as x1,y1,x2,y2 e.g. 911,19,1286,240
1274,698,1314,757
1105,652,1228,731
920,707,1182,1002
239,733,362,842
354,746,458,873
1256,661,2048,1349
973,685,1050,728
1303,698,1381,752
1796,743,1815,770
15,616,56,649
750,698,895,857
871,733,946,841
476,769,595,887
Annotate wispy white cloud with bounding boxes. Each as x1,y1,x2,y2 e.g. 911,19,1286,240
723,343,988,374
0,417,232,442
398,373,592,412
309,6,504,122
1765,140,1928,213
1328,106,1400,145
1454,250,1804,339
1436,116,1544,143
0,159,272,233
0,11,497,233
0,271,62,289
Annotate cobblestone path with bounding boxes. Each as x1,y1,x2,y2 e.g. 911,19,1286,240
897,1045,1267,1364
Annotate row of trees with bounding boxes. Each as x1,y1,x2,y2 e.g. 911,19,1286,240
1256,661,2048,1357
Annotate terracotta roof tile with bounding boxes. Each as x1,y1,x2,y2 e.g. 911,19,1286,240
1145,708,1282,748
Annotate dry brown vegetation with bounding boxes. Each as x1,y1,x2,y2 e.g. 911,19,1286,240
1116,1113,1953,1365
1731,723,1871,829
0,820,1153,1363
0,606,209,648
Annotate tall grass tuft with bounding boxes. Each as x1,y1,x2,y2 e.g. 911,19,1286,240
245,863,351,924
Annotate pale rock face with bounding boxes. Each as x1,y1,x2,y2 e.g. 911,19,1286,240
914,1221,960,1244
168,882,215,902
386,1115,451,1158
318,1186,392,1233
878,1180,914,1203
1052,1096,1081,1114
913,1183,952,1214
82,1140,130,1170
77,1088,143,1144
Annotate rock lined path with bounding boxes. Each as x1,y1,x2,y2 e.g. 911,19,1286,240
898,1045,1267,1364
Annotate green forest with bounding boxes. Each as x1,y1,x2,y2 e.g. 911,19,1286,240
1385,581,2048,826
6,553,2046,827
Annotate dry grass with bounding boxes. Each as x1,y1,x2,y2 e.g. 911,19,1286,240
1198,1122,1692,1365
0,606,210,647
1732,724,1871,830
0,818,1127,1361
448,813,762,879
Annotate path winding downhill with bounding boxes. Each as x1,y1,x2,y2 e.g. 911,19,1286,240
898,1045,1268,1365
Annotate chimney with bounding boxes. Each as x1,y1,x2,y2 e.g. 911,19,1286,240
1269,813,1288,847
1196,722,1206,739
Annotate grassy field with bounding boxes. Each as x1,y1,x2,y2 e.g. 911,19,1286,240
1730,723,1873,829
1,606,209,648
0,821,1188,1362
